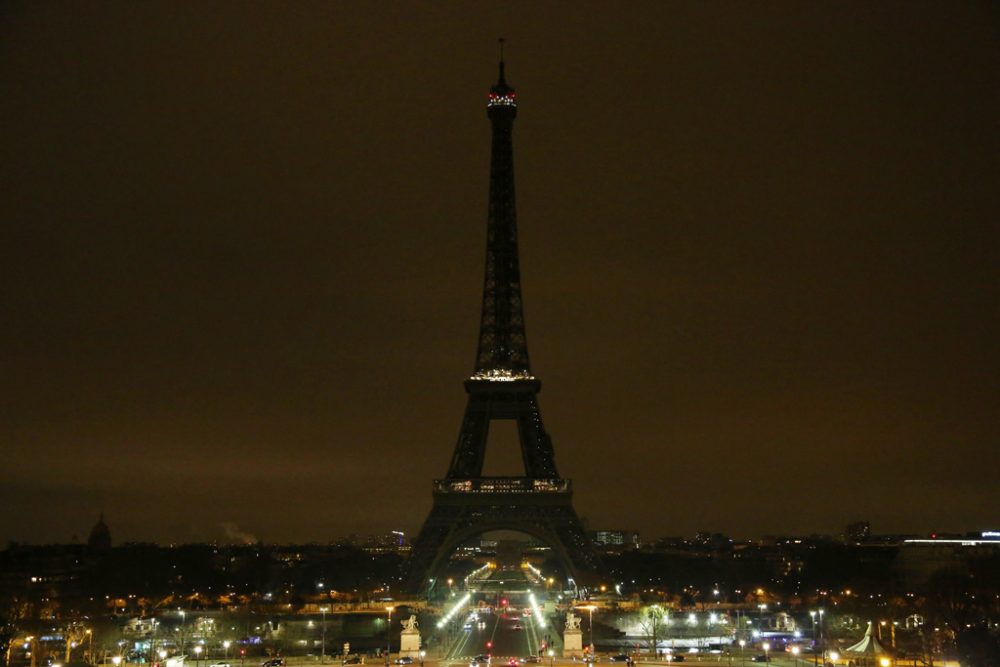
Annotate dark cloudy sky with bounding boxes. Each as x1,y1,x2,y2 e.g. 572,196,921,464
2,2,998,545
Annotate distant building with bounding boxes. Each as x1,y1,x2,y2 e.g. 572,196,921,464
896,535,1000,587
87,513,112,551
361,531,411,553
845,521,871,544
591,530,640,549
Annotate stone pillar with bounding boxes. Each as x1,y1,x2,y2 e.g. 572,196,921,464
562,628,583,659
399,626,421,660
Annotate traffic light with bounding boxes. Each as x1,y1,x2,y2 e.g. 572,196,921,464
501,598,508,607
486,642,492,650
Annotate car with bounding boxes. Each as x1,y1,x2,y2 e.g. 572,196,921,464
342,658,362,666
609,657,631,663
262,660,285,667
463,623,473,631
507,659,519,667
394,658,413,665
750,657,769,663
210,663,233,667
512,624,523,631
472,656,491,663
664,656,684,663
520,657,540,664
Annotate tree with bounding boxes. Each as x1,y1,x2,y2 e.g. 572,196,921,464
637,606,667,656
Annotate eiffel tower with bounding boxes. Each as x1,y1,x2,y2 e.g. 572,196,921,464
405,55,602,594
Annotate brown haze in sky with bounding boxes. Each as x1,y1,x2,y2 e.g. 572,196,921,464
2,2,998,544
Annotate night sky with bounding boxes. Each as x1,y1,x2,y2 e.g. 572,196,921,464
2,3,998,545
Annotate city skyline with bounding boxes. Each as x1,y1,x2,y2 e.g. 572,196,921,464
2,3,998,545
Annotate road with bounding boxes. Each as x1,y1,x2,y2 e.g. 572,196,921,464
441,606,549,662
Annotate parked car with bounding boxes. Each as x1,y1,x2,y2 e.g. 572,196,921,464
507,659,519,667
210,663,233,667
342,657,362,666
750,657,769,663
520,657,541,663
664,656,685,663
394,658,413,665
609,656,631,663
262,660,285,667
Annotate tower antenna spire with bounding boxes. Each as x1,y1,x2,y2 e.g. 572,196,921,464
498,37,506,83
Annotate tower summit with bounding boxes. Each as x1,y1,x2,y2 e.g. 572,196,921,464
405,53,602,593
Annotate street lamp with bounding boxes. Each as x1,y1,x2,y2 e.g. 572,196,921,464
817,610,825,662
548,650,554,667
809,612,818,667
738,640,745,667
179,611,187,659
194,645,203,667
321,608,329,663
385,606,395,667
585,606,597,655
224,641,232,660
762,642,770,665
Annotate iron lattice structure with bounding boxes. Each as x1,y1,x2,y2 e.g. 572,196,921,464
405,61,602,594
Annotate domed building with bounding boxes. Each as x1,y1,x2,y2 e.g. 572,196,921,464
87,513,112,551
